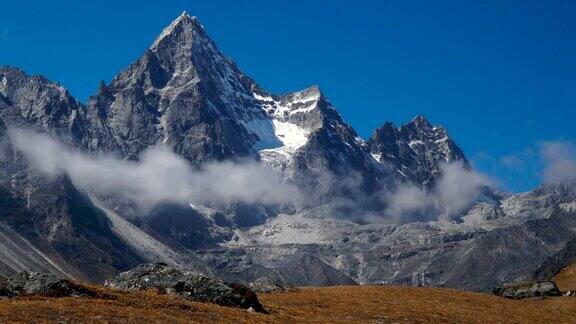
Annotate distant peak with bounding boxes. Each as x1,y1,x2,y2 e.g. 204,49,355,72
151,11,203,49
305,84,322,96
410,114,432,128
379,121,397,130
178,11,199,21
289,84,322,101
412,114,428,122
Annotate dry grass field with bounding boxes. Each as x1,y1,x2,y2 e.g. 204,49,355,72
554,263,576,291
1,283,576,323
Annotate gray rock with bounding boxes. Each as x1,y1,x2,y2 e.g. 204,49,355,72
367,115,467,189
534,236,576,281
493,281,562,299
104,263,265,312
1,271,89,298
248,277,290,293
0,276,13,298
0,67,146,282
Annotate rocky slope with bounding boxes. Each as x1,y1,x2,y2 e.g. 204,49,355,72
0,12,574,292
367,114,467,188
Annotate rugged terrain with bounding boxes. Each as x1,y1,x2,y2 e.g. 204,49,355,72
0,11,575,294
1,284,575,323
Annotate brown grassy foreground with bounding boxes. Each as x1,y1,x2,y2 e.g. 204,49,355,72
0,284,575,323
554,263,576,291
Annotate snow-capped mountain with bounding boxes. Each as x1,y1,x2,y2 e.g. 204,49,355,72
87,11,391,204
0,12,575,290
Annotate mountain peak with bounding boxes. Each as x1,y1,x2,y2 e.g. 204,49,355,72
151,12,203,49
368,115,467,188
410,114,432,128
299,84,322,99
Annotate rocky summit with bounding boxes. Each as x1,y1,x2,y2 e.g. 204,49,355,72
0,12,575,295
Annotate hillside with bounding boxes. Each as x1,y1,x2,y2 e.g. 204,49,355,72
1,285,575,323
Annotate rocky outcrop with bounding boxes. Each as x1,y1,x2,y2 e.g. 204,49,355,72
248,277,291,293
104,263,265,312
0,271,91,298
493,281,562,299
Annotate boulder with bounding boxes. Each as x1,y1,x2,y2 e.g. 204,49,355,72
104,263,265,312
563,290,576,297
0,271,89,298
0,277,13,298
248,277,290,293
493,281,562,299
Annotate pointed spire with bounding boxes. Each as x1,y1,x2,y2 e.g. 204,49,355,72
410,114,432,129
150,11,203,49
98,80,107,92
305,84,322,98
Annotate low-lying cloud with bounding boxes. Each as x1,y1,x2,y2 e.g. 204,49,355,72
384,161,492,222
539,140,576,185
11,129,571,225
8,128,302,212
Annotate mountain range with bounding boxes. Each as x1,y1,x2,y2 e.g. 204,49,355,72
0,12,575,291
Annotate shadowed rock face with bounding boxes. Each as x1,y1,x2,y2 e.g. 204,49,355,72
0,67,146,282
104,263,265,312
534,237,576,281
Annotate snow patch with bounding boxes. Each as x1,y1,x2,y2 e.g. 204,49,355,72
252,88,320,120
244,118,310,154
409,140,425,147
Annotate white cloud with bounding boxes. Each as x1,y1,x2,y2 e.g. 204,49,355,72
384,184,436,218
539,140,576,185
8,128,302,212
435,161,492,217
384,161,492,221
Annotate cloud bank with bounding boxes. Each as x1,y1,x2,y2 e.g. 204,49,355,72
12,129,572,225
8,128,302,212
384,161,492,222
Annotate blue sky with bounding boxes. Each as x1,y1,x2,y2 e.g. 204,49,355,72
0,1,574,192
